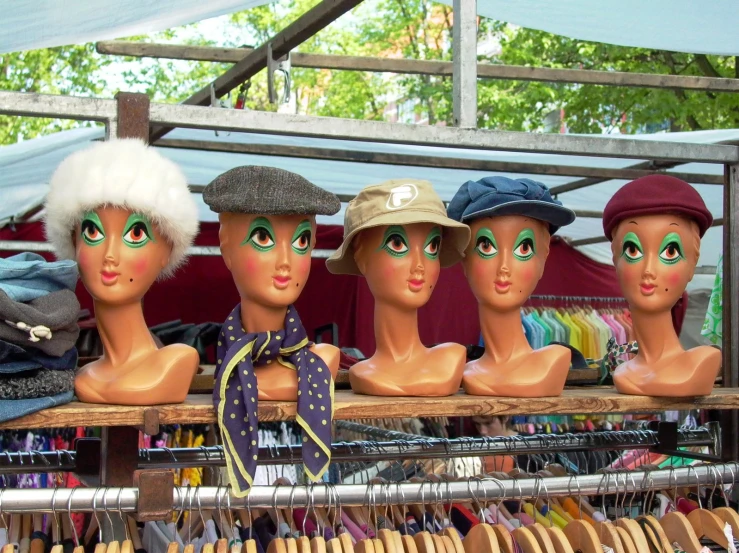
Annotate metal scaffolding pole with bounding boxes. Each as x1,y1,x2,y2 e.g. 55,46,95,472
452,0,477,128
153,138,724,185
145,101,739,163
95,40,739,94
2,92,737,163
722,163,739,462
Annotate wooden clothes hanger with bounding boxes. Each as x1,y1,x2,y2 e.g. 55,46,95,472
710,465,739,538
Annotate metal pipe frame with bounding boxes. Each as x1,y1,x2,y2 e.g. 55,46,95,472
145,102,739,164
0,429,715,474
96,40,739,94
2,91,738,164
0,463,735,512
154,138,724,186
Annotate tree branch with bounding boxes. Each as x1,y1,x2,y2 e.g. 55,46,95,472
694,54,721,78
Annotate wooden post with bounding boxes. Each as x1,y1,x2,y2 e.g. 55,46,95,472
98,91,152,540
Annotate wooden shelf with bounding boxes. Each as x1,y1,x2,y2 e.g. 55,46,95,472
3,388,739,430
189,368,601,394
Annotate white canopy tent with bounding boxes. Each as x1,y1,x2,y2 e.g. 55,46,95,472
0,124,728,292
4,0,739,56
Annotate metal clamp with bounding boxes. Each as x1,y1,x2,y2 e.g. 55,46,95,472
268,42,292,104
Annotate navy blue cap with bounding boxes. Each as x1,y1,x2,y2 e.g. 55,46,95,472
447,176,576,234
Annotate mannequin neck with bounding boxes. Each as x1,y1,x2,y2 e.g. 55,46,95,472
479,304,532,362
373,300,425,361
630,307,683,363
94,299,157,366
240,298,287,334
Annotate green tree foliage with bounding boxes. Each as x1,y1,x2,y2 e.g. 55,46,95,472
0,44,110,143
2,0,739,145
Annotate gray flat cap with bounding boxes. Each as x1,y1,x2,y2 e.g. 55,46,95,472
203,166,341,216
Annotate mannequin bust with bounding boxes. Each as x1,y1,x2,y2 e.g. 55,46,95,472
447,176,577,397
462,216,570,397
218,211,340,400
204,166,342,496
603,175,720,396
44,139,200,405
73,207,199,403
326,179,471,397
350,223,466,396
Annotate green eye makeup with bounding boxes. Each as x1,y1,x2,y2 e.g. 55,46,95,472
658,232,684,265
474,228,498,259
122,213,154,248
423,227,442,260
513,228,536,261
80,212,105,246
244,217,276,252
291,220,313,255
621,232,644,263
380,225,410,258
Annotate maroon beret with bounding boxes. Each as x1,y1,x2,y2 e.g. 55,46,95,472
602,174,712,240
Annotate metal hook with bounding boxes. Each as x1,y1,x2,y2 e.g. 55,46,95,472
67,487,80,546
116,487,130,542
50,486,61,541
92,487,104,543
102,487,115,541
687,465,702,509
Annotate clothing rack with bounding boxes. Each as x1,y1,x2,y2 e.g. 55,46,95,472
0,425,717,474
528,295,628,304
0,463,734,512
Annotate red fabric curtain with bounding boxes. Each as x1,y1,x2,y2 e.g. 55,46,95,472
0,224,686,353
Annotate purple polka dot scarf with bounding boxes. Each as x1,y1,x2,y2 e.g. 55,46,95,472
214,303,334,497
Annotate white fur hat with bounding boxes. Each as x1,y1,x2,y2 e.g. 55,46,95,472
44,138,199,277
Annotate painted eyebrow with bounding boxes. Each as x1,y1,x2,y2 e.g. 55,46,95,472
670,222,680,227
627,221,638,225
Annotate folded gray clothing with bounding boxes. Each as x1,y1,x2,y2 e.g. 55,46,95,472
0,289,80,357
0,368,75,400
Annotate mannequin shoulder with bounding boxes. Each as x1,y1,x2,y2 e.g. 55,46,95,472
429,342,468,361
686,345,722,379
535,343,572,365
309,343,341,378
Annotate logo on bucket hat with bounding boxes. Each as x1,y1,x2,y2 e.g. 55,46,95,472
386,183,419,210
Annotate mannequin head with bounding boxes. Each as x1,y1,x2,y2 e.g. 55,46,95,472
44,138,199,282
603,174,712,315
463,215,550,312
353,223,442,309
611,213,700,314
326,179,469,281
74,206,172,306
219,212,316,309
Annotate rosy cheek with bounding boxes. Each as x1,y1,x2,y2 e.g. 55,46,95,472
472,259,487,280
668,271,683,287
427,261,441,284
133,257,149,276
297,256,311,277
520,267,534,283
244,255,259,274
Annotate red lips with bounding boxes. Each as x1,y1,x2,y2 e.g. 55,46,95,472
100,271,119,285
408,278,425,292
494,280,511,293
640,283,656,296
273,275,291,290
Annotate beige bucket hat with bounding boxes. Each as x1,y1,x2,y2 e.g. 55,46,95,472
326,179,471,275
